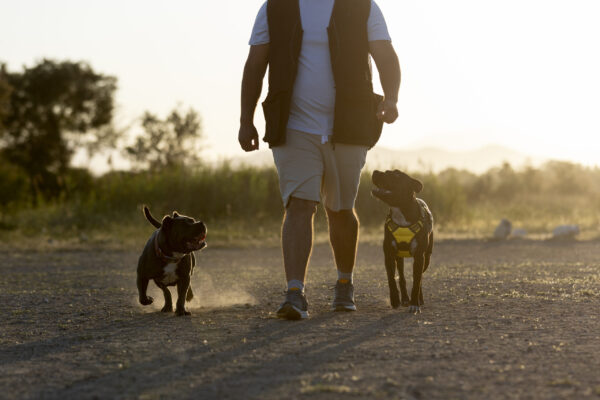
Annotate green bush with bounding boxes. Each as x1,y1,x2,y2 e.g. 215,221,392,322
0,158,29,209
1,160,599,238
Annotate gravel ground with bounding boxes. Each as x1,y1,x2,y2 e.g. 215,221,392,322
1,239,599,399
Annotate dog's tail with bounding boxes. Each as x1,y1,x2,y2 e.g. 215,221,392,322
143,205,162,229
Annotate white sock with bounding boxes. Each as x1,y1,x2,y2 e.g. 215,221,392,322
287,279,304,292
337,271,353,283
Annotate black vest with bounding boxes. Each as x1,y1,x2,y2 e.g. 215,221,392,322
262,0,384,148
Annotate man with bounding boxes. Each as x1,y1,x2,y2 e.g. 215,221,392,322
239,0,400,320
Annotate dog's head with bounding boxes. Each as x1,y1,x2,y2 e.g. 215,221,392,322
161,211,207,253
371,169,423,208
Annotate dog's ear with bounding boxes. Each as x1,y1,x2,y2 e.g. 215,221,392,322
162,215,173,231
411,178,424,194
172,211,180,218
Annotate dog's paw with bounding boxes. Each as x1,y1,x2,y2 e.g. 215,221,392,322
390,296,401,309
176,308,191,316
408,305,421,314
161,304,173,312
140,296,154,306
401,299,410,307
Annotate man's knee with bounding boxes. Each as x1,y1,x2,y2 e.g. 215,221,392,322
286,197,318,217
326,207,359,225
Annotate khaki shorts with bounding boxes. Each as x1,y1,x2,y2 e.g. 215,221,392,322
272,129,368,211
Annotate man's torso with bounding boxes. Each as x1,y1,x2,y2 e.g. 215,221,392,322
287,0,336,137
249,0,391,138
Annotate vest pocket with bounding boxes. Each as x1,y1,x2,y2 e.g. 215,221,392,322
334,89,384,147
262,91,288,146
371,92,384,147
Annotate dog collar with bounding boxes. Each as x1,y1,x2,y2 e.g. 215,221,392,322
154,233,184,263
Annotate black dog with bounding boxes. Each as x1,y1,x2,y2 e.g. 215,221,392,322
137,206,207,316
372,170,434,313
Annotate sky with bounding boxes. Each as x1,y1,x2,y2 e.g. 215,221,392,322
1,0,599,170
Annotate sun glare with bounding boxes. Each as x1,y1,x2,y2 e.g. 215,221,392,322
0,0,599,168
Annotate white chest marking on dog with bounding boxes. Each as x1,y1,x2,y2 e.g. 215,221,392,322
390,207,410,226
162,263,178,284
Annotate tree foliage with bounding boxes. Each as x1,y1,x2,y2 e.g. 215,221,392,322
126,108,203,171
0,65,12,131
0,59,117,200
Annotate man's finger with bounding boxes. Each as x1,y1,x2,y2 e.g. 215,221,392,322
376,102,385,119
239,137,253,152
385,112,398,124
382,103,398,124
384,110,397,124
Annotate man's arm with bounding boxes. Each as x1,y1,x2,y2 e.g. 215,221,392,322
369,40,401,124
239,44,269,152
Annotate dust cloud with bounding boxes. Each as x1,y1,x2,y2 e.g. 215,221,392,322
133,272,257,312
191,273,257,309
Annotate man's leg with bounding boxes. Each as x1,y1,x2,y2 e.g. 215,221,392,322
326,207,359,275
322,142,367,312
282,197,318,284
272,130,324,320
327,207,360,311
276,197,317,320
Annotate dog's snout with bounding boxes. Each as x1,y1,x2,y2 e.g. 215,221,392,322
195,221,207,233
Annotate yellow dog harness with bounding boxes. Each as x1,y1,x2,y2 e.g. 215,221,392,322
385,216,424,258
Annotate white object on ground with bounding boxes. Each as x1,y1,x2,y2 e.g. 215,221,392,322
511,228,527,238
552,225,580,239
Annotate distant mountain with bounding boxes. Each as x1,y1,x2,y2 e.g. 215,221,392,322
365,145,545,173
229,144,545,173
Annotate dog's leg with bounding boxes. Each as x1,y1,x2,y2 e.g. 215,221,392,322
156,283,173,312
419,252,432,306
423,233,433,274
396,256,410,306
409,252,425,314
186,285,194,302
383,229,401,308
384,243,400,309
175,275,192,316
419,233,434,306
137,275,153,305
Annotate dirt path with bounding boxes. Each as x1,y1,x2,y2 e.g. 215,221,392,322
1,239,599,399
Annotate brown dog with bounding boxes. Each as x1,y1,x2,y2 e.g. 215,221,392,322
372,170,434,313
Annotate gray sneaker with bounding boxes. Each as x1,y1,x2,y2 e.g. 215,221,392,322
332,280,356,311
276,289,309,320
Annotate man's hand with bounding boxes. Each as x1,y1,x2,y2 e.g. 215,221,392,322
376,99,398,124
370,40,401,125
238,123,260,152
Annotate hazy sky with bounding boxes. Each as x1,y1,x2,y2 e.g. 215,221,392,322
1,0,599,168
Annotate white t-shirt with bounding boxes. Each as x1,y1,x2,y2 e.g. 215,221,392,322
249,0,391,138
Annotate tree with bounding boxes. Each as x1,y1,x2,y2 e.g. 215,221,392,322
0,59,117,200
126,108,203,171
0,65,11,132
